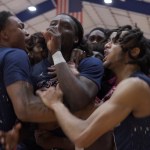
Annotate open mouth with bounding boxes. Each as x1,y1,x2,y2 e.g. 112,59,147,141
103,49,109,62
104,49,109,57
103,56,107,62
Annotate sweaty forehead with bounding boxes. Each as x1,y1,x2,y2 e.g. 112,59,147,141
90,30,105,38
51,15,76,26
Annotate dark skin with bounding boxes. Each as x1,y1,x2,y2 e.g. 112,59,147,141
87,29,106,60
44,14,98,111
54,63,98,111
32,14,99,149
0,16,56,122
35,129,74,150
0,15,102,149
88,30,105,44
38,14,113,150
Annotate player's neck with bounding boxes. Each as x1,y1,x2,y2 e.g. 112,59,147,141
115,65,140,83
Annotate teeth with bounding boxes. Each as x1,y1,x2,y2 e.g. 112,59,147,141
103,56,107,62
104,51,109,57
104,56,106,59
104,50,108,57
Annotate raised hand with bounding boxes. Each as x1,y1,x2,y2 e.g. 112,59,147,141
43,27,61,55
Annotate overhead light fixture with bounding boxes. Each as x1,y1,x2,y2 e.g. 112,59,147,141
28,6,37,12
104,0,112,4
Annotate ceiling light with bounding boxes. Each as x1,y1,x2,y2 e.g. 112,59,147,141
104,0,113,4
28,6,37,12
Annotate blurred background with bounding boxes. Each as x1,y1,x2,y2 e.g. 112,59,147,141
0,0,150,38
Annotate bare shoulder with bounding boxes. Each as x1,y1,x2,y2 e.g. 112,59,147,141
110,77,150,106
116,77,149,93
111,77,150,117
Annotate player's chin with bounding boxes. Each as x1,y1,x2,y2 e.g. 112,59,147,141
103,60,111,68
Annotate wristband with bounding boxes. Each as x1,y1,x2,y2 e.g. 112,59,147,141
52,51,66,65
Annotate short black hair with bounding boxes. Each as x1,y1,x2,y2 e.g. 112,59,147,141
0,11,13,31
61,13,84,47
113,25,150,75
86,27,112,45
89,27,110,37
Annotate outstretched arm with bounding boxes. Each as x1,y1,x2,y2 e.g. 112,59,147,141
37,78,144,148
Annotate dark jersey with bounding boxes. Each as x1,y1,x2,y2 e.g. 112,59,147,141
32,57,104,90
114,71,150,150
0,48,31,131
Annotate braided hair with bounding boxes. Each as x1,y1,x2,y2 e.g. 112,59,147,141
113,25,150,75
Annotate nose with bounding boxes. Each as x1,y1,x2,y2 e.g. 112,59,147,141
24,30,30,42
23,28,29,35
91,39,98,44
24,29,30,37
104,41,111,49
